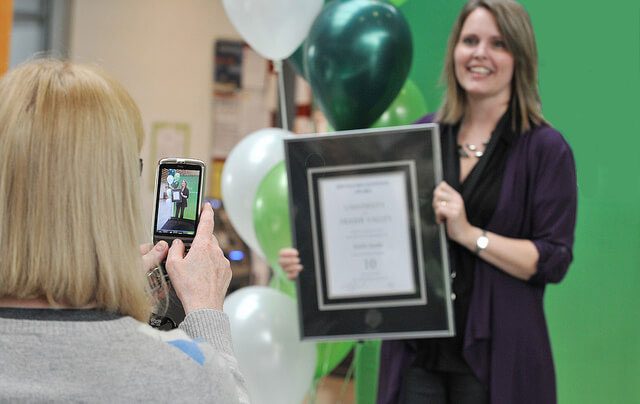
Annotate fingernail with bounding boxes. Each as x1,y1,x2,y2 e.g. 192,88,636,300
155,241,168,251
172,239,181,246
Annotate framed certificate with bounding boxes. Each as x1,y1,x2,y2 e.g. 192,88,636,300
284,124,454,341
171,189,181,202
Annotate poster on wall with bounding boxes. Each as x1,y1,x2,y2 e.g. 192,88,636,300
211,39,272,158
284,124,454,341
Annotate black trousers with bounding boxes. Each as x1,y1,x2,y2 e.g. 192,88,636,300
176,203,186,219
399,366,489,404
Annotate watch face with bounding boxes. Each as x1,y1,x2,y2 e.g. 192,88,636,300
477,236,489,250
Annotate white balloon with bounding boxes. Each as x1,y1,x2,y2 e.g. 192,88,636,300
224,287,316,404
167,174,174,185
222,0,323,61
221,128,292,257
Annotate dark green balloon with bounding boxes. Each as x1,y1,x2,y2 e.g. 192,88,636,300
286,0,333,80
305,0,412,130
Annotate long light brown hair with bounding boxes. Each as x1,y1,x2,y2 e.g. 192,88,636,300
0,59,151,321
438,0,545,132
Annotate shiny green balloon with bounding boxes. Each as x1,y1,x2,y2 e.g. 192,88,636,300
286,0,334,80
255,163,355,381
388,0,407,7
253,162,292,282
355,340,382,404
286,0,408,80
372,79,428,128
315,340,355,379
305,0,412,130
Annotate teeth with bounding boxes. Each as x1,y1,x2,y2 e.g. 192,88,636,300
469,66,491,74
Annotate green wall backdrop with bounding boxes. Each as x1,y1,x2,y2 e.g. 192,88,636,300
400,0,640,402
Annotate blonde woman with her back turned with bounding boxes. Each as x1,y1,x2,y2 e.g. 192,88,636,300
0,59,250,403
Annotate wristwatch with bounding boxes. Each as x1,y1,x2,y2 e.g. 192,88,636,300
475,230,489,255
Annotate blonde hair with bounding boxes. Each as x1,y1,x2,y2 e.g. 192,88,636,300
0,59,151,321
438,0,545,133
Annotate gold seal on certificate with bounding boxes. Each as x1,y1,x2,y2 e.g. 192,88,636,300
285,124,453,341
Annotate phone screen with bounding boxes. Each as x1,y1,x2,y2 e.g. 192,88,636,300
153,163,203,238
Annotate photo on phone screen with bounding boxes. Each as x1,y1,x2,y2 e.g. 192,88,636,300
153,163,204,238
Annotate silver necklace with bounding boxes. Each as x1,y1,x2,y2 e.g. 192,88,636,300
457,141,489,158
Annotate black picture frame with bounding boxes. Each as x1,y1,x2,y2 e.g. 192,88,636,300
171,189,181,202
284,124,454,341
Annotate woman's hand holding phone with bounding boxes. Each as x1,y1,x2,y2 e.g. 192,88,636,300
140,241,169,273
165,203,232,313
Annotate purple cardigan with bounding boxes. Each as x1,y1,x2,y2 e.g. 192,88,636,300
377,115,577,404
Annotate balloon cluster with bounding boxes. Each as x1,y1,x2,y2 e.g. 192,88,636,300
166,168,181,189
224,287,316,404
288,0,428,130
221,0,425,402
221,128,356,400
221,128,291,260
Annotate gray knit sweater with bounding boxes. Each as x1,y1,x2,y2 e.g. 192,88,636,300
0,308,250,403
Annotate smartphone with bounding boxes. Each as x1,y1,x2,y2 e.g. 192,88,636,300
149,158,205,328
152,158,206,249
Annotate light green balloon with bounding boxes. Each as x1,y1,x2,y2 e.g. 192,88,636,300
355,340,382,404
256,164,355,380
253,162,292,281
389,0,408,7
314,341,355,380
372,79,429,128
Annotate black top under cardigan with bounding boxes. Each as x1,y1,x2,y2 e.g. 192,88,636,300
414,110,517,372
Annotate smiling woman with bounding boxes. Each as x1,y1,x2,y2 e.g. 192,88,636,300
374,1,578,403
439,0,543,133
278,4,577,403
278,1,577,402
453,8,514,104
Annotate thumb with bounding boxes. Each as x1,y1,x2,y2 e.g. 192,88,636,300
141,241,169,272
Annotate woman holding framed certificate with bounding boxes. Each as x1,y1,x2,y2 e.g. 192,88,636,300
281,0,577,403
